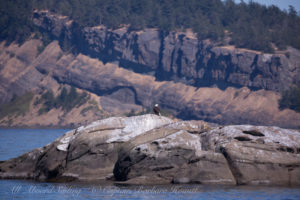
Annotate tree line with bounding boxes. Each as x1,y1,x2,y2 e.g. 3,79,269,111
1,0,300,53
279,86,300,113
35,87,89,114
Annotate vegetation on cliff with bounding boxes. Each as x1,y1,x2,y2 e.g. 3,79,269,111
1,0,300,53
35,87,89,114
0,87,90,122
0,92,34,120
279,86,300,113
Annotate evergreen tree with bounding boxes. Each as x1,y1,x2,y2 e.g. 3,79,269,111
279,86,300,113
1,0,300,53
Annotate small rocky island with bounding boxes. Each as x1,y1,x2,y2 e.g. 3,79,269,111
0,114,300,186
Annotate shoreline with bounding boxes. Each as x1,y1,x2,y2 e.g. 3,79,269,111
1,177,300,189
0,125,75,130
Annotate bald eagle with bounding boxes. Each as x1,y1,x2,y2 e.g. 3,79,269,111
153,104,161,116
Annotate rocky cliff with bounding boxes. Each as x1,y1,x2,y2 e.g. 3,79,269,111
33,10,300,92
1,39,300,128
1,10,300,128
1,115,300,186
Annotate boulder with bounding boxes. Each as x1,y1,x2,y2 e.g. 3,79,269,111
0,115,172,181
114,121,236,185
1,115,299,186
201,125,300,186
61,115,172,181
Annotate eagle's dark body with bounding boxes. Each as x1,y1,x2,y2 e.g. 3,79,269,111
153,105,161,116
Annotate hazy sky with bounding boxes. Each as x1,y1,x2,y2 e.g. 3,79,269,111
233,0,300,12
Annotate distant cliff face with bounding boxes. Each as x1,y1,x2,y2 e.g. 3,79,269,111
1,10,300,128
2,39,299,128
33,10,300,92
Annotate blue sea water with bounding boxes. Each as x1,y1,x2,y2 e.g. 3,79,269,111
0,128,300,200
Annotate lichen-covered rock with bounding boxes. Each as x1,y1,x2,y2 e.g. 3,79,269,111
1,115,299,186
60,114,173,181
201,125,300,186
114,122,236,185
0,115,172,181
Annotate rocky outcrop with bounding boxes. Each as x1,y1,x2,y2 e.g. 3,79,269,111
1,40,300,128
202,126,300,186
0,39,107,127
34,42,300,129
1,115,300,186
0,115,173,181
113,120,236,185
33,10,300,92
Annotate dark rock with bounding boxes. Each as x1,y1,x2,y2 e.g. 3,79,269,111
234,136,252,141
243,130,265,137
32,10,300,93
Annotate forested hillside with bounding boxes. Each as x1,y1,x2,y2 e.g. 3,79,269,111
1,0,300,53
1,0,300,127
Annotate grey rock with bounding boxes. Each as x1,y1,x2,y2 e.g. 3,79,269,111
1,115,299,186
32,10,300,92
114,122,236,185
202,125,300,186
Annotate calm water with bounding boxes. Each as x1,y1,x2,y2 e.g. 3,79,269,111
0,128,300,200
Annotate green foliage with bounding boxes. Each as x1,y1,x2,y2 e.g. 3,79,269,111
58,87,89,111
0,0,35,44
1,0,300,53
80,100,102,116
0,92,34,119
37,90,55,114
8,52,15,58
80,106,94,116
125,107,174,118
125,109,137,117
37,87,89,114
37,44,46,55
159,108,174,118
124,107,151,117
279,86,300,112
